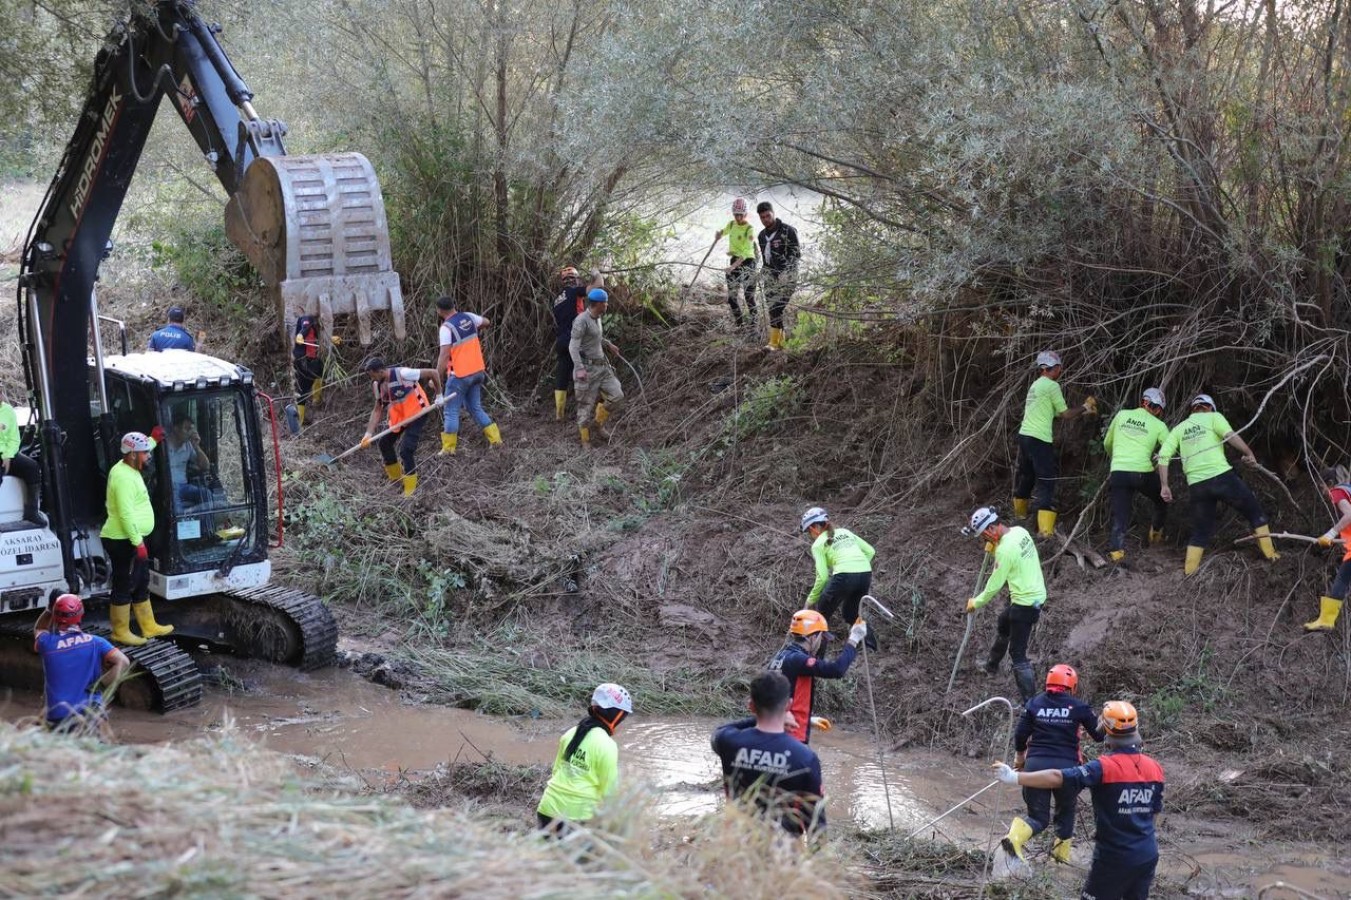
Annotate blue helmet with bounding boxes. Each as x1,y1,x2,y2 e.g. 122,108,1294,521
587,288,609,305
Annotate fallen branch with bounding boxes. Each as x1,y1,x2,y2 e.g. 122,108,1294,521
1246,460,1300,512
1234,532,1341,546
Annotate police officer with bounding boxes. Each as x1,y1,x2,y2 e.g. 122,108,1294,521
1002,664,1104,864
767,609,866,744
551,266,604,421
537,683,632,835
291,315,326,428
996,701,1164,900
102,431,175,646
360,358,441,497
435,297,501,455
963,506,1046,703
711,671,825,836
147,305,196,351
33,594,129,734
1102,388,1169,563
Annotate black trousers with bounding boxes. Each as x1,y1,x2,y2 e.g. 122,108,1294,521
294,356,323,403
1187,470,1267,547
1014,435,1057,513
377,416,426,475
1081,856,1157,900
1022,758,1081,839
104,537,149,606
987,603,1040,668
554,340,574,391
1108,470,1167,552
764,270,795,329
1328,559,1351,600
1,452,42,497
726,259,758,326
815,571,872,627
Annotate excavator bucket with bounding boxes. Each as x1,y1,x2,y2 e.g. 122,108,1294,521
224,152,405,348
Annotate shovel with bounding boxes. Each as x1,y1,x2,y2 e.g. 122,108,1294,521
315,393,452,467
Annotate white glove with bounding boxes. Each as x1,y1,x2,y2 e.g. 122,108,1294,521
848,620,868,646
993,762,1020,785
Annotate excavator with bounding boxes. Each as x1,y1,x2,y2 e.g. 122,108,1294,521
3,1,407,712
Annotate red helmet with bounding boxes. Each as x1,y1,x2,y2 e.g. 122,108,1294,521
51,594,84,626
1045,663,1078,693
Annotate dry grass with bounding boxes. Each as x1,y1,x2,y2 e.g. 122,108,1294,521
0,722,854,898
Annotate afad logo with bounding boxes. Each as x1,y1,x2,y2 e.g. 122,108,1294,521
68,88,123,222
1116,787,1154,806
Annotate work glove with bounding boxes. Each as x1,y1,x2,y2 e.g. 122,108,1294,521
1319,534,1335,548
965,597,979,614
135,543,149,562
1082,396,1098,415
848,620,868,647
993,762,1020,785
810,716,832,732
359,433,372,449
331,335,343,346
150,425,166,443
984,541,995,554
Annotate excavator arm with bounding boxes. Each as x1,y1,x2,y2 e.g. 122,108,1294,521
17,0,403,591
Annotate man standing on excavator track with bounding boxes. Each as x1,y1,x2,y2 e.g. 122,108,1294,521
101,431,175,646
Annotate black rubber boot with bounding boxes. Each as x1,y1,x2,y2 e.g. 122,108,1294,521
1013,663,1037,704
22,503,47,528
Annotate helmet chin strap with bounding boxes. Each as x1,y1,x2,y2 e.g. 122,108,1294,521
594,708,626,734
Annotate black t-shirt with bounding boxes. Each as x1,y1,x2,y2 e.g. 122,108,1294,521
552,286,587,342
711,717,825,834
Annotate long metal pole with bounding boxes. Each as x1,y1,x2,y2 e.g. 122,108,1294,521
963,696,1017,898
859,634,895,830
948,549,993,692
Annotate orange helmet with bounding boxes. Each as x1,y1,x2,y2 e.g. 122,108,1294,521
1045,663,1078,693
1100,700,1139,735
789,609,829,637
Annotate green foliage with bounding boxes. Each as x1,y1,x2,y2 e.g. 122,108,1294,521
148,222,257,318
719,375,803,446
1147,647,1227,730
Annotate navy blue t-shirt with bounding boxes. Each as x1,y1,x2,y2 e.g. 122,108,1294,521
552,287,587,343
35,629,115,723
1015,689,1104,767
1060,748,1165,866
148,323,196,351
711,717,825,835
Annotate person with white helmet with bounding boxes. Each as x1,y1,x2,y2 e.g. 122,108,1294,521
799,506,878,648
994,701,1165,899
962,505,1046,702
101,430,176,646
1013,351,1097,538
711,197,761,330
537,682,633,835
32,594,129,734
1156,393,1277,575
1102,387,1171,564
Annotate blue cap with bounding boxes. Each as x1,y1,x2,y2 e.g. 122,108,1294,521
587,288,609,304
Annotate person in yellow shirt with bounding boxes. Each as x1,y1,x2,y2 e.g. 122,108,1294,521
712,197,760,329
963,506,1046,703
1014,351,1096,538
1102,387,1170,564
1156,394,1277,575
101,431,175,646
537,683,633,835
800,506,877,649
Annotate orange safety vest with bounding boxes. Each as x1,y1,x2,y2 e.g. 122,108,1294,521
440,311,487,378
1331,484,1351,562
375,368,429,431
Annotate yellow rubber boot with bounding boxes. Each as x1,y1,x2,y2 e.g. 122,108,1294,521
1037,509,1057,538
310,377,323,405
484,423,503,447
439,433,458,456
579,425,591,447
132,601,174,638
1000,816,1034,862
554,390,567,421
1254,524,1281,561
1012,498,1030,519
1050,837,1072,864
296,404,306,427
402,473,418,496
1184,545,1204,575
1304,597,1343,632
1148,527,1164,545
594,403,610,426
1109,550,1125,563
383,462,403,482
765,327,784,351
109,605,147,646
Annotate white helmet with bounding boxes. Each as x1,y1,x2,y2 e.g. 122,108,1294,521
120,432,153,454
591,683,633,714
962,506,999,538
731,197,749,215
800,506,829,532
1035,350,1062,370
1191,393,1216,410
1142,387,1166,409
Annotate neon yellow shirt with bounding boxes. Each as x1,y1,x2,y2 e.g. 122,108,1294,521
721,220,756,261
972,526,1045,609
101,457,156,546
1104,407,1168,473
1018,376,1067,443
0,403,19,460
806,528,875,605
537,725,620,822
1158,412,1233,485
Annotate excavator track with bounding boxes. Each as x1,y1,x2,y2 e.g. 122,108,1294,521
215,585,338,672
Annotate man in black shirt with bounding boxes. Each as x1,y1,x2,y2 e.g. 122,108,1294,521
551,265,604,420
756,202,801,352
711,671,825,836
